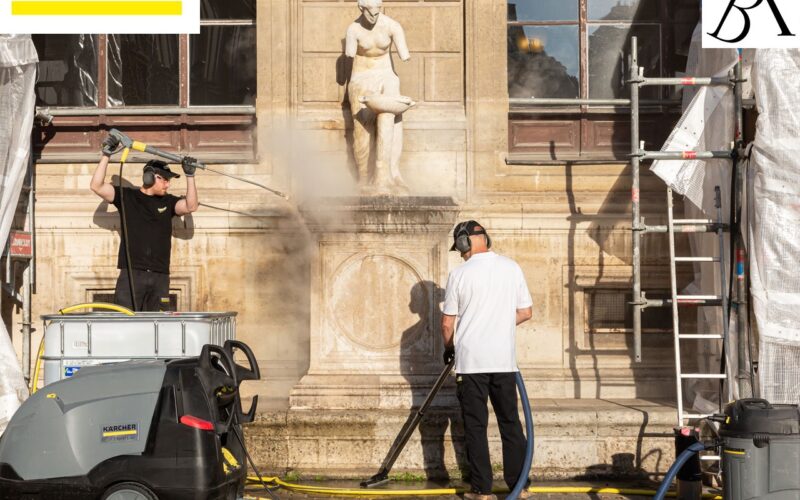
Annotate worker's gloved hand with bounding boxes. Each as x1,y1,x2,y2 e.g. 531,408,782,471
101,134,120,156
181,156,197,177
443,347,455,365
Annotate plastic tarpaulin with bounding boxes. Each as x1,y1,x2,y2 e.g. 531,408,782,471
0,34,37,433
749,49,800,404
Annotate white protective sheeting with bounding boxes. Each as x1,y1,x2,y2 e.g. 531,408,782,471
749,49,800,404
0,34,37,433
649,24,746,412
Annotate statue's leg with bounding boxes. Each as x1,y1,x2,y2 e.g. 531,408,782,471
353,109,374,187
390,114,408,192
374,112,395,192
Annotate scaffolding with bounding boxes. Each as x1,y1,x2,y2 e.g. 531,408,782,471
627,36,752,428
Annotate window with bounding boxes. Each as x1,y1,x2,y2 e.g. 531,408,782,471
31,0,257,162
507,0,699,159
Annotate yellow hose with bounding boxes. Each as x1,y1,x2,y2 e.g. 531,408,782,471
245,476,723,498
58,302,135,316
30,303,135,394
29,336,45,394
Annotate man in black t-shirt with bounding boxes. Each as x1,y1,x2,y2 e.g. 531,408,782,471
90,134,199,311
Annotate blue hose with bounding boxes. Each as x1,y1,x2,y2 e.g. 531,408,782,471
653,441,706,500
507,371,534,500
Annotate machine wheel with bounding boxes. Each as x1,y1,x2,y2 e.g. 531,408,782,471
101,482,158,500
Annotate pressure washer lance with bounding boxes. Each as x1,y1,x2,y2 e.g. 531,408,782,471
108,128,290,200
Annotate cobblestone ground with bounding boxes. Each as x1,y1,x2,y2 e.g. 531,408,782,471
244,480,669,499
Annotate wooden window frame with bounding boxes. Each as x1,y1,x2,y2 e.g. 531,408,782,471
34,20,257,163
507,0,698,161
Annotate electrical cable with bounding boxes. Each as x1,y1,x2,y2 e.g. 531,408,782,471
232,424,280,500
116,147,138,311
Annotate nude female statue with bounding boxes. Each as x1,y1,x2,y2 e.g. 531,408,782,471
345,0,414,194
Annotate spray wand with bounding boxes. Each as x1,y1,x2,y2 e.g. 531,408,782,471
108,129,290,200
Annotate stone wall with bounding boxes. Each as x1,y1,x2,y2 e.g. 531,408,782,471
7,0,684,478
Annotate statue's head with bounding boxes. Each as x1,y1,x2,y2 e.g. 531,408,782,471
358,0,381,25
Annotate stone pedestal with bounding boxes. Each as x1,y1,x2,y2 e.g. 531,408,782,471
290,196,459,410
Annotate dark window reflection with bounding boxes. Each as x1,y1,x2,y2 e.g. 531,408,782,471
190,26,256,106
508,0,578,22
588,24,660,99
508,25,579,98
32,35,98,107
107,35,179,107
201,0,255,20
588,0,659,20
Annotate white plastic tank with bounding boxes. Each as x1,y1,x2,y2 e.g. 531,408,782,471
40,312,236,386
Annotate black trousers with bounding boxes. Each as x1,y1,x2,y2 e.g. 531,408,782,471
456,372,529,494
114,269,170,312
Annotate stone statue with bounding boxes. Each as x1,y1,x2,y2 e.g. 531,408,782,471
345,0,415,195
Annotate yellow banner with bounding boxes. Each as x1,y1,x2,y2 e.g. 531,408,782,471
12,1,182,16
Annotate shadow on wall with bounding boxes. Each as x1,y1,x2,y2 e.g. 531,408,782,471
399,280,467,482
559,0,701,405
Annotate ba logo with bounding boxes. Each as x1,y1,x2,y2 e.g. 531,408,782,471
703,0,799,48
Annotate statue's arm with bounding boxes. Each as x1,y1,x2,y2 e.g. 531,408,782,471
345,24,358,58
390,20,411,61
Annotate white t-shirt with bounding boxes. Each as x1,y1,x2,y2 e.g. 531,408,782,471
442,251,533,374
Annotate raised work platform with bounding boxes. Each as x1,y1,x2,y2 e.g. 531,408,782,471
244,398,677,480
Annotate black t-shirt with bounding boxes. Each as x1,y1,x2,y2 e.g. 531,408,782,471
112,186,181,274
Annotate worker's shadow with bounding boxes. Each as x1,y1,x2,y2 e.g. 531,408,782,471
399,281,466,483
91,175,194,240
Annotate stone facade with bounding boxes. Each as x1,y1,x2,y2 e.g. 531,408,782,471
7,0,685,478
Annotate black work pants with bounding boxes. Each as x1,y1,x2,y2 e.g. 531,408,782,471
114,269,170,312
456,372,528,494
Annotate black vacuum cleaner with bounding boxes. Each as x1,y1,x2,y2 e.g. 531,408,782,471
0,340,260,500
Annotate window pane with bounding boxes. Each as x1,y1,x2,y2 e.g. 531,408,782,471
190,26,256,106
508,25,579,98
32,35,98,107
201,0,255,20
508,0,578,22
588,0,660,20
588,24,660,99
107,35,179,107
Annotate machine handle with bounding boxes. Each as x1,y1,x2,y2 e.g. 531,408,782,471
224,340,261,381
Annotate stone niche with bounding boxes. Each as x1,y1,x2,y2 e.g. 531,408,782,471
291,196,459,410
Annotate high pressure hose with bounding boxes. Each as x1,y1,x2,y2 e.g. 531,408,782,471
508,371,534,500
116,147,138,311
653,441,707,500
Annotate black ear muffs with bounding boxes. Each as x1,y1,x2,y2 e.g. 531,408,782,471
454,222,492,253
142,165,155,187
454,223,472,253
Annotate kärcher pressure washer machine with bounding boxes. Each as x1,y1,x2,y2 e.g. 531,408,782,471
0,340,260,500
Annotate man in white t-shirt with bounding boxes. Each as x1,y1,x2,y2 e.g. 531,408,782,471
441,220,533,500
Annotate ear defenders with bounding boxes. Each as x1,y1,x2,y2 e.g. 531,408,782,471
454,222,492,253
142,164,156,188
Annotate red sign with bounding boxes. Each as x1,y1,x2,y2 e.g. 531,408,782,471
9,231,32,258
